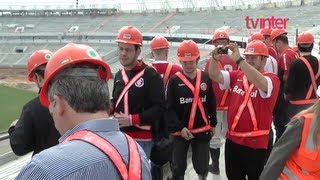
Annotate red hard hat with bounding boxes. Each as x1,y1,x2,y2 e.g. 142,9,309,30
27,49,53,82
40,43,112,107
115,26,143,46
260,28,272,36
250,32,264,41
212,31,230,44
297,32,314,44
177,40,200,61
243,40,269,57
270,29,287,41
150,35,169,50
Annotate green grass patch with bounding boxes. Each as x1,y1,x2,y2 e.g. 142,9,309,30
0,85,37,132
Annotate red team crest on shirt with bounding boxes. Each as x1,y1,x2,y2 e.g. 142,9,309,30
200,83,207,91
135,78,144,87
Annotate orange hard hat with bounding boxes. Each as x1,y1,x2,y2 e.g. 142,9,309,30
150,35,169,50
270,29,287,41
297,32,314,44
39,43,112,107
115,26,143,46
27,49,53,82
176,40,200,61
212,31,230,44
250,32,264,41
243,40,269,57
260,28,272,36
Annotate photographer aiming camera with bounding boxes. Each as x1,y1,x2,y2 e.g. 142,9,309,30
204,31,238,175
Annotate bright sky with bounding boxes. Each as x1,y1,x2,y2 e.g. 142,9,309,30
0,0,291,11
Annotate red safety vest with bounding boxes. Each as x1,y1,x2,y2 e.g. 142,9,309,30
115,68,151,130
64,130,142,180
172,69,211,136
228,74,270,137
289,57,320,105
280,113,320,180
163,63,173,87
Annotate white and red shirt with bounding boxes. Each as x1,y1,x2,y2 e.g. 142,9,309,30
265,55,278,75
204,55,238,110
220,70,280,149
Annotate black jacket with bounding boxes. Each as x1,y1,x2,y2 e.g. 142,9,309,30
166,70,217,141
285,55,320,101
112,62,165,139
8,96,60,156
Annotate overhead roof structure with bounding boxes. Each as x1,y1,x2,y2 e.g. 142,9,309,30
0,0,319,11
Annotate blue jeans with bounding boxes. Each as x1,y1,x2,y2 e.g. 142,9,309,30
137,140,153,158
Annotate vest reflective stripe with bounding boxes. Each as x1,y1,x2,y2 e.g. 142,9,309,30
172,69,210,136
64,130,142,180
217,61,229,110
281,167,299,180
163,63,173,87
116,69,151,131
289,57,320,105
172,125,212,136
229,75,270,137
280,113,320,180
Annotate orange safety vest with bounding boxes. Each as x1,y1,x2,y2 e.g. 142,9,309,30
228,74,270,137
150,62,173,88
163,63,173,88
289,57,320,105
172,69,211,136
115,68,151,130
280,113,320,180
64,130,142,180
217,61,230,111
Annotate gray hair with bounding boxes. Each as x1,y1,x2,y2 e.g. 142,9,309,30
48,63,110,113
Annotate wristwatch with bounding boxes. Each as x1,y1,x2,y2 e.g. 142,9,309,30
236,57,244,65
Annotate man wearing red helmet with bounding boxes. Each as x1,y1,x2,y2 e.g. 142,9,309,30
8,49,60,157
271,29,299,141
250,32,278,75
16,43,151,179
112,26,165,159
260,28,278,61
204,30,238,175
149,35,182,180
285,32,320,118
209,40,280,180
167,40,217,180
150,35,182,87
271,29,298,81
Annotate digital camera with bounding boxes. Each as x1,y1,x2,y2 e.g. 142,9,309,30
217,46,229,54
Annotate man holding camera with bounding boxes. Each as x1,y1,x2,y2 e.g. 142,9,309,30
209,40,280,180
204,31,238,175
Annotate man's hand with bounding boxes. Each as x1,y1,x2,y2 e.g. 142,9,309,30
210,127,216,137
227,43,241,62
181,127,194,140
211,47,222,61
114,112,131,128
10,119,18,128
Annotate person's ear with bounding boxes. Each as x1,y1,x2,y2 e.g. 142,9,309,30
54,95,66,117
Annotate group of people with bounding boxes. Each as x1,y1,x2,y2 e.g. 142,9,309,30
7,25,320,180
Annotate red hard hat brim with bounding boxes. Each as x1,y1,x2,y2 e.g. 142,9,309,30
27,61,48,82
177,55,199,62
116,40,143,46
